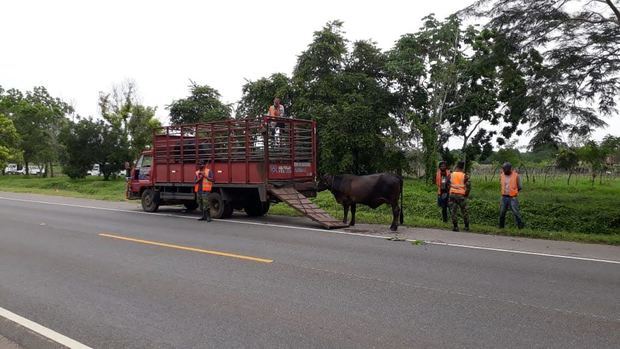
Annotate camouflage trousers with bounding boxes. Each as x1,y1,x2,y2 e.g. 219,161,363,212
197,192,211,212
449,195,469,228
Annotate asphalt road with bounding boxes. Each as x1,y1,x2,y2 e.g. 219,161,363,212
0,194,619,348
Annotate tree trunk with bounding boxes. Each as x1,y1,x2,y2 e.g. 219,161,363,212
567,171,572,185
50,162,54,177
24,160,29,175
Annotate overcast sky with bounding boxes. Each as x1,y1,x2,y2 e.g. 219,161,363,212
1,0,618,147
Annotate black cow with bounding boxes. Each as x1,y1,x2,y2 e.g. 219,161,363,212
318,173,404,231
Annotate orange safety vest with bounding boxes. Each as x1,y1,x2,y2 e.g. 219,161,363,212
436,169,450,194
268,105,282,117
194,168,213,193
449,171,466,196
500,171,519,197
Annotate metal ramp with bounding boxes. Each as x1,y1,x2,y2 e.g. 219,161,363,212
269,187,349,229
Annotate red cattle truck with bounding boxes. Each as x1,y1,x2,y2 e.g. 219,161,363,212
126,116,347,229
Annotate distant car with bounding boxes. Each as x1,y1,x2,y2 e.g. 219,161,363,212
87,164,101,176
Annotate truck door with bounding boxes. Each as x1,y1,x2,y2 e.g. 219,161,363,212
130,154,153,194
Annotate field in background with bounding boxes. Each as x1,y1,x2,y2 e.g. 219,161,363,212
1,175,618,244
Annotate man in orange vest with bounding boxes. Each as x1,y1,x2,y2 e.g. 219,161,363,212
268,97,286,139
448,161,470,232
195,161,214,222
436,161,451,222
499,162,524,229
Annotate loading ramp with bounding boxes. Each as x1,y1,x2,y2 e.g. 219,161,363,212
269,187,349,229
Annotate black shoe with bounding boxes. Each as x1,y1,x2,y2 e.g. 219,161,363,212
452,226,459,232
464,226,470,232
198,217,206,221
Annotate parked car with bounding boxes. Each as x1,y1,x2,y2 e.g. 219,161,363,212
87,164,101,176
4,163,19,174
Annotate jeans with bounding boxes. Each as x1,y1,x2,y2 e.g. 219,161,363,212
499,196,524,228
437,194,449,222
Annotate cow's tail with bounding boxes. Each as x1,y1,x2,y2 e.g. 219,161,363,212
399,176,404,224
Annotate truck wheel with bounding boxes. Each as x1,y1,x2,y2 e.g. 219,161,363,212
222,202,234,218
245,201,270,217
184,201,199,212
141,189,159,212
207,192,225,219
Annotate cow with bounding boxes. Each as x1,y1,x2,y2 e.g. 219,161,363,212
318,173,404,231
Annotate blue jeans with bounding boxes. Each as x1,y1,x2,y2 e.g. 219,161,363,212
499,196,524,228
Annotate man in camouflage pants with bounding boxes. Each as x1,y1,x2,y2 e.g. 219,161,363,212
448,161,471,232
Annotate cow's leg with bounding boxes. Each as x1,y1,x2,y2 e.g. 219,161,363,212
390,203,400,231
342,203,349,224
349,203,356,226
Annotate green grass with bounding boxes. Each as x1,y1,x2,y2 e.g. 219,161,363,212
1,175,619,245
0,175,126,201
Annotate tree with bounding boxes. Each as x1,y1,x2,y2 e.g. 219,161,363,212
168,82,231,124
446,27,530,164
99,81,161,158
127,105,161,158
291,21,402,174
464,0,620,147
0,86,72,174
387,15,462,182
59,117,102,179
237,73,293,118
60,117,130,180
0,113,21,171
578,140,607,185
555,147,579,184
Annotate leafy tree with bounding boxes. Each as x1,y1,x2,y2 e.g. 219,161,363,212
446,27,530,163
291,20,348,123
99,81,161,158
578,140,607,185
60,117,130,180
127,105,161,158
0,86,72,174
237,73,293,118
0,113,21,171
464,0,620,148
387,15,462,182
59,117,102,179
168,82,231,124
291,22,402,174
555,147,579,184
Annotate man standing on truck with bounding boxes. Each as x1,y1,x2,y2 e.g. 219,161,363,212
195,161,214,222
268,98,287,140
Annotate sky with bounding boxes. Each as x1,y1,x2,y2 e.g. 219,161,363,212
1,0,618,148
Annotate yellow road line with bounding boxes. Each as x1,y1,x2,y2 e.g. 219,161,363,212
98,233,273,264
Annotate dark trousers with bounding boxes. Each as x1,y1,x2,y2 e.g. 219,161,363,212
499,196,524,228
437,194,449,222
197,192,210,212
449,195,469,229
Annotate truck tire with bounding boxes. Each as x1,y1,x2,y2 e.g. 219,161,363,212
141,189,159,212
244,201,270,217
222,202,234,218
184,201,199,212
207,192,225,219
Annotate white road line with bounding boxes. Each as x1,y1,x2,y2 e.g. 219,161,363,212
1,195,619,265
0,306,92,349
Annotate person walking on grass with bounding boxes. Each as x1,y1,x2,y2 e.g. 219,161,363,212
195,161,214,222
436,161,450,223
448,161,470,232
499,162,525,229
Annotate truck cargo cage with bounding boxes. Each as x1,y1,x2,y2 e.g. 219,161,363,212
129,116,345,229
